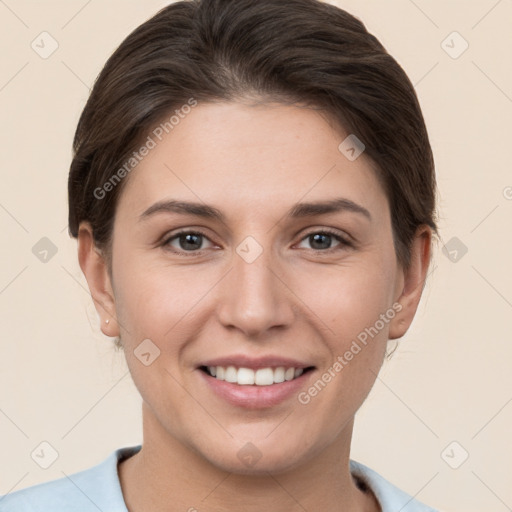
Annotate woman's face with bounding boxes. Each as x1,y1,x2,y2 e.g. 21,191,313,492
84,100,427,474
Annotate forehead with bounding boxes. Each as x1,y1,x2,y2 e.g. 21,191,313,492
115,101,387,221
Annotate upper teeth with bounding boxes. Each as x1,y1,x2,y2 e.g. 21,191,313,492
207,366,304,386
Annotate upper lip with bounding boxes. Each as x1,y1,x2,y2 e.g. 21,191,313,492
198,355,314,370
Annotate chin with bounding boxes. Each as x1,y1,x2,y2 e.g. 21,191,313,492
197,435,315,476
212,452,306,476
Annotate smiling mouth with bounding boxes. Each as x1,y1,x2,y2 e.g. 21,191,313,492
199,365,315,386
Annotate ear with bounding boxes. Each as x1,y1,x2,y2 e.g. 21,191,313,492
77,221,119,338
388,225,432,340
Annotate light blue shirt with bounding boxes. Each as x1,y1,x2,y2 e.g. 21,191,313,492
0,445,439,511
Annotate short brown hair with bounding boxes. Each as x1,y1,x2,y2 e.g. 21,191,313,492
68,0,438,274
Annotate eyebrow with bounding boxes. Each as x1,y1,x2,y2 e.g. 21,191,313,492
139,197,372,223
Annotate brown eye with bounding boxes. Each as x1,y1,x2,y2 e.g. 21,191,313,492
162,230,214,254
297,229,352,252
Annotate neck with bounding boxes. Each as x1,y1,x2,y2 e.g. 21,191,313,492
118,402,380,512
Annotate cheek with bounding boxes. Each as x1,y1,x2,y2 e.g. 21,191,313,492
297,258,396,342
112,257,222,370
295,268,393,417
112,262,201,410
291,255,396,401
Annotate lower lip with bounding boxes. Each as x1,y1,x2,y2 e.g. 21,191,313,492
197,369,314,409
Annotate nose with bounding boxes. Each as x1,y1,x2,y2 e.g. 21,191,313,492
216,240,295,338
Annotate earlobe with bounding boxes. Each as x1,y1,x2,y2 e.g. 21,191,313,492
77,222,119,338
388,226,432,340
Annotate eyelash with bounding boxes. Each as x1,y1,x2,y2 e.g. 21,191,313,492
161,228,354,257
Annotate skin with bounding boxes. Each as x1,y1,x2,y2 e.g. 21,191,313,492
78,100,432,512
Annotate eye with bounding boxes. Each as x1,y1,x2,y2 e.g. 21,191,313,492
162,230,215,254
296,229,352,252
161,227,353,256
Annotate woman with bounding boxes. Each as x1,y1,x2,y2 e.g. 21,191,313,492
0,0,440,510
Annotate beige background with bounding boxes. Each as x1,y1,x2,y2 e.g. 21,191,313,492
1,1,511,510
